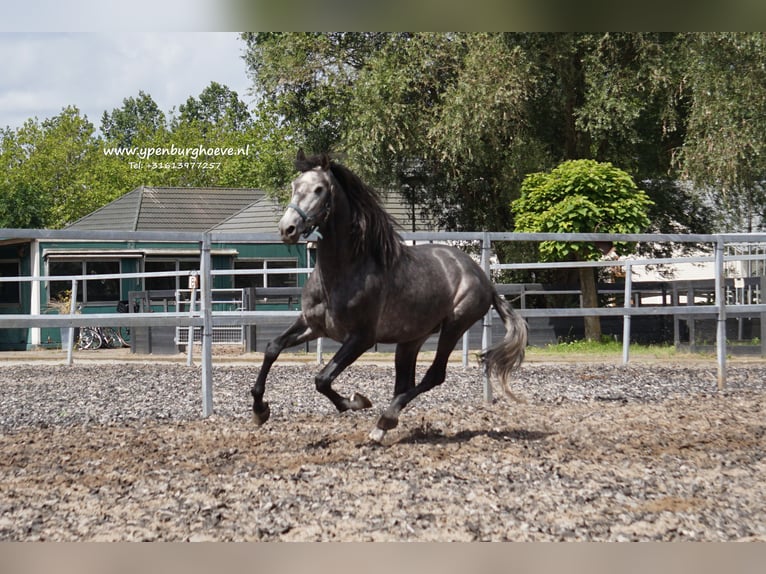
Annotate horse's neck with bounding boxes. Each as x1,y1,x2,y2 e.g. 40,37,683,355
314,213,357,284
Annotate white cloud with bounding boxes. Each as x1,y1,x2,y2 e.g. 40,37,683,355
0,32,251,132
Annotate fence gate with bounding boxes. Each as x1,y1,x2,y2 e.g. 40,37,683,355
175,288,245,346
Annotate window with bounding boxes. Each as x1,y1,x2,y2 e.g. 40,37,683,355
234,259,298,290
266,260,299,289
48,259,120,304
234,259,298,306
144,259,199,292
86,261,120,301
0,260,21,306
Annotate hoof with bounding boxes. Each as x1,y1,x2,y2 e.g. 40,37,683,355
376,413,399,431
368,427,387,443
252,402,271,426
349,392,373,411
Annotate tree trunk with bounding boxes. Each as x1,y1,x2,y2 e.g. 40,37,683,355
579,266,602,341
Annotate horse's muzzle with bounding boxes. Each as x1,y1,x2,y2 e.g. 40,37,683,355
278,213,303,244
280,224,301,244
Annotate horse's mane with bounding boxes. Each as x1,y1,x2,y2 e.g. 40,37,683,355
295,153,404,269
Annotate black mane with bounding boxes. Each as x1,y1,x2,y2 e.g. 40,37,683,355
295,153,404,268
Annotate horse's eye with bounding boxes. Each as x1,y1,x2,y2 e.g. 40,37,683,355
315,186,324,195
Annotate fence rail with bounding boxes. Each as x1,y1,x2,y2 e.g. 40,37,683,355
2,228,766,416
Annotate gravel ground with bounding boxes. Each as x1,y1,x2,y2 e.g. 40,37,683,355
0,359,764,541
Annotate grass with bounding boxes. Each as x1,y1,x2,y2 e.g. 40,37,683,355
526,338,679,359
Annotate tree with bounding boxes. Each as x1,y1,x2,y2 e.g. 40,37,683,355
345,34,478,228
674,33,766,231
0,107,109,228
214,104,295,191
157,82,293,189
0,127,47,228
512,159,653,341
177,82,251,132
101,91,166,147
241,32,388,153
241,33,699,233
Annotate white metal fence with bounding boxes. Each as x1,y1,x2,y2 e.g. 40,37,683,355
1,228,765,416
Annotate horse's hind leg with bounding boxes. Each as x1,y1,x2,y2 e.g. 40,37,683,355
251,316,316,425
393,337,428,396
370,325,465,442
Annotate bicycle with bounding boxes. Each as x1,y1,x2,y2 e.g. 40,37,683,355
76,301,134,350
77,325,130,350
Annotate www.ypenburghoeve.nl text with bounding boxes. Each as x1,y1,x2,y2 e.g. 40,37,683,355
103,143,251,161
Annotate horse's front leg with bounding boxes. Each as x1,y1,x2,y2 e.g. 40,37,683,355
252,316,316,425
314,334,375,413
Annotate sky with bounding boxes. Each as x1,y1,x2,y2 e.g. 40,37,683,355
0,32,253,133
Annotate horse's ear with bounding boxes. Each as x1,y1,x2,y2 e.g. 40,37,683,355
320,154,330,170
296,149,306,162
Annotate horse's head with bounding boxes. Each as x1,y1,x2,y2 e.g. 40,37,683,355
279,151,333,243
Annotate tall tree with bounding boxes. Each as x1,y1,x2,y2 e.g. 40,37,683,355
0,107,128,228
13,107,107,228
675,33,766,231
0,127,47,228
242,33,704,234
242,32,389,153
177,81,252,132
345,34,475,228
101,91,166,147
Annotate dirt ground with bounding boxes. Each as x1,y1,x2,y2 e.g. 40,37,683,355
0,358,763,541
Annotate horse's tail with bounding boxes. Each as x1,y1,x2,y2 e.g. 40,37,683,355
479,290,528,397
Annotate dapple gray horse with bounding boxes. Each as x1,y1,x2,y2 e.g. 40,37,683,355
251,151,527,442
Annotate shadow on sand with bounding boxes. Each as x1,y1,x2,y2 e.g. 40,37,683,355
396,426,555,446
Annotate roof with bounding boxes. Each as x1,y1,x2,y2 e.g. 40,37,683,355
67,186,439,235
212,189,440,234
212,196,285,233
380,190,440,232
67,186,265,232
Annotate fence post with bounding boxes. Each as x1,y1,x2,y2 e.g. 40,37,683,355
66,278,78,366
462,330,469,368
687,284,696,353
761,275,766,358
480,232,492,403
200,234,214,417
186,284,197,367
714,238,727,390
622,261,632,365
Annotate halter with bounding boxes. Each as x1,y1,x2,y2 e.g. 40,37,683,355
287,197,330,240
287,202,311,224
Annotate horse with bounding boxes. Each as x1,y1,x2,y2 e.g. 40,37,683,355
250,151,528,442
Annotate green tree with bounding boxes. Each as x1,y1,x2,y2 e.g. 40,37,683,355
101,91,166,147
512,159,653,341
0,127,47,228
675,33,766,231
345,34,474,228
177,81,252,132
214,104,295,191
0,107,110,228
153,83,293,190
242,32,699,234
242,32,388,153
